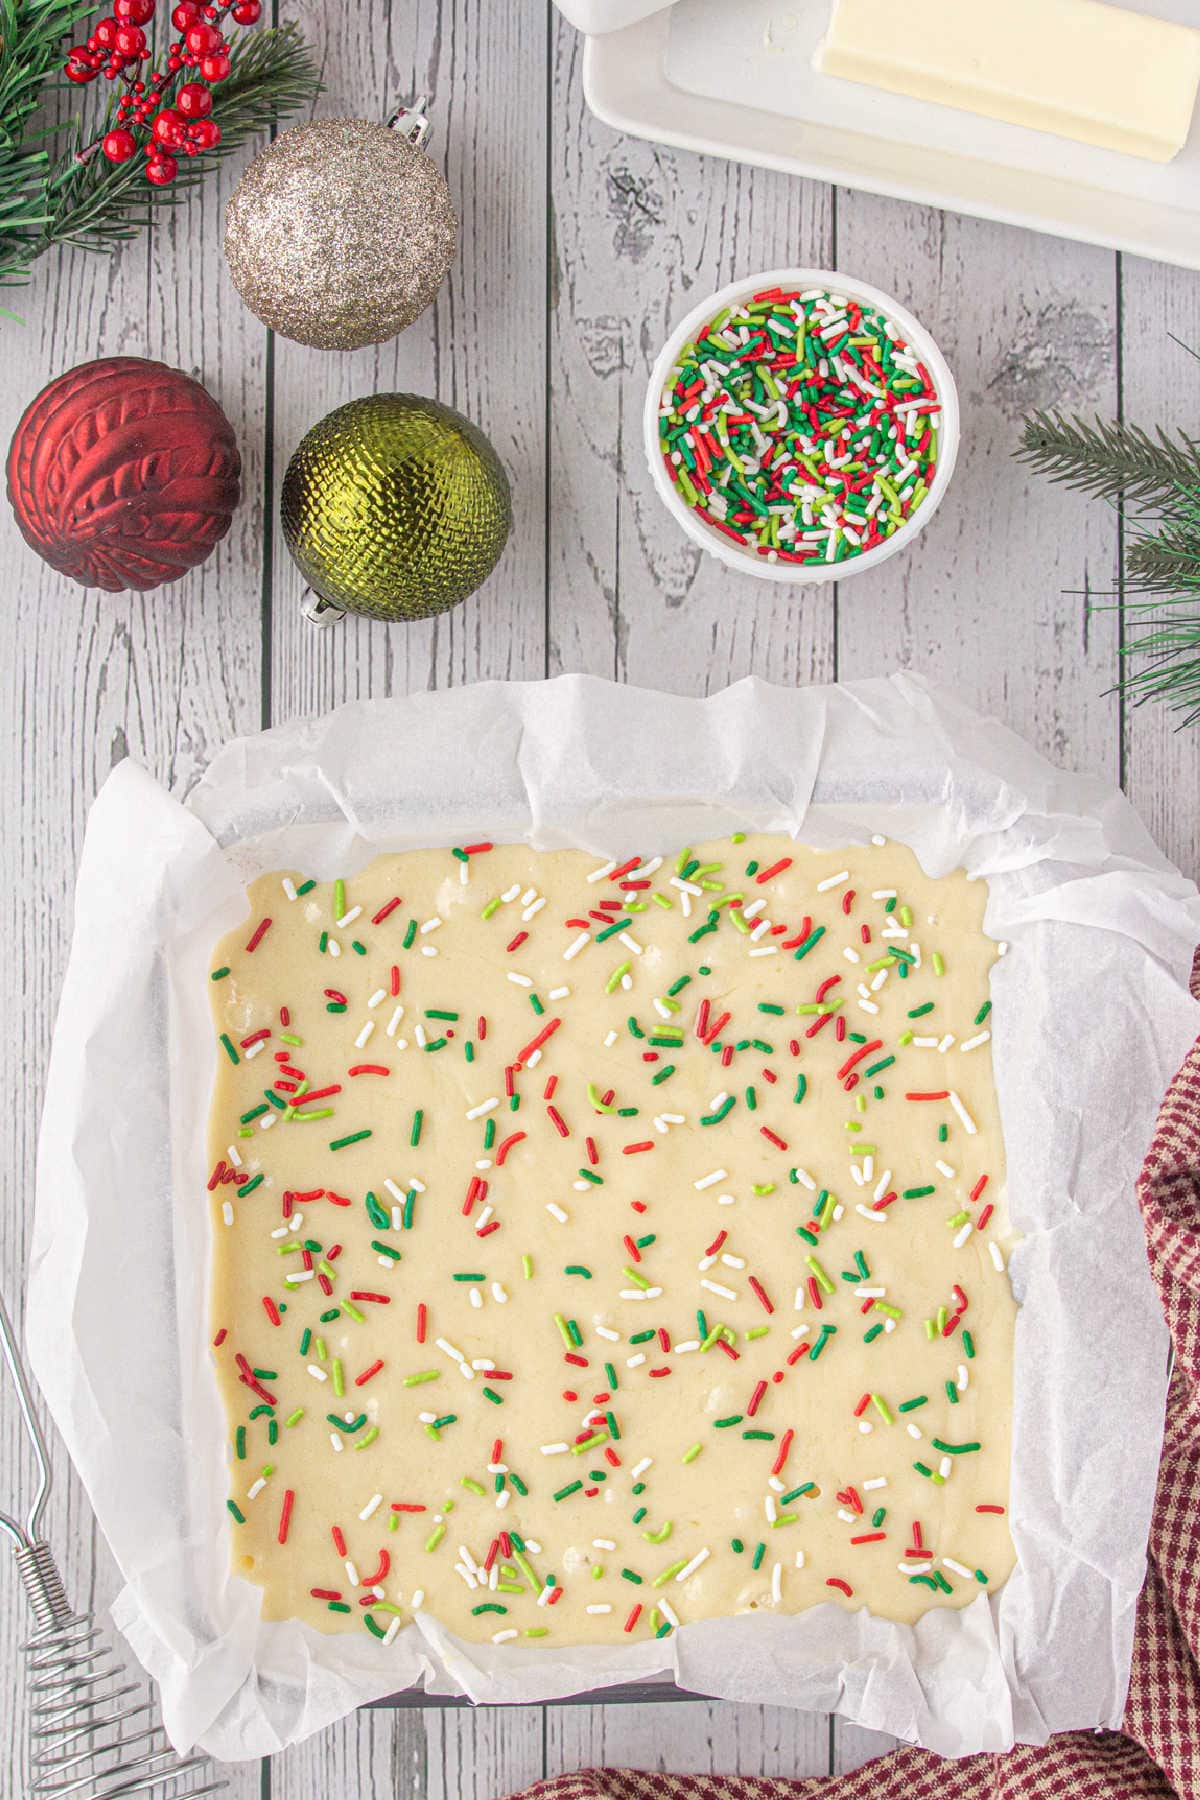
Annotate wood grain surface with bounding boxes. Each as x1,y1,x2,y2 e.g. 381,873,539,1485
0,2,1194,1796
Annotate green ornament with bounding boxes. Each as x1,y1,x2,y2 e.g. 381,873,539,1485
281,393,512,624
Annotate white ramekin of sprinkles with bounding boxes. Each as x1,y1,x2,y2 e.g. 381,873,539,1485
644,268,960,583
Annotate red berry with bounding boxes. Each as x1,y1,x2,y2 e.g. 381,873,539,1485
93,17,119,45
199,50,230,80
113,23,145,53
172,2,200,24
145,153,178,185
184,20,221,51
102,127,138,163
152,106,184,145
231,0,261,20
175,79,212,117
114,0,155,20
64,49,96,80
190,117,221,150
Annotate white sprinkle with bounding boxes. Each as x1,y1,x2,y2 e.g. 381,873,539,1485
862,1476,888,1491
937,1033,955,1054
244,1040,265,1060
843,946,861,964
949,1091,978,1135
771,1561,782,1604
957,1364,968,1392
631,1457,653,1480
508,972,533,988
720,1253,746,1270
419,917,443,934
593,1538,616,1551
386,1006,403,1038
329,1436,343,1453
626,1352,646,1368
548,985,571,1000
586,1604,613,1615
953,1223,972,1249
367,987,387,1009
354,1020,376,1050
989,1241,1006,1272
748,946,779,958
492,1283,508,1304
961,1030,991,1052
619,933,643,956
658,1599,680,1629
436,1337,465,1364
282,876,298,900
359,1494,383,1522
419,945,438,957
327,939,341,958
939,1457,953,1479
469,1288,483,1309
546,1203,569,1224
587,860,615,883
540,1443,570,1455
838,1509,856,1524
307,1365,328,1382
247,1478,266,1500
492,1628,518,1643
943,1557,974,1580
858,1420,873,1434
792,1167,817,1191
563,932,591,961
411,1589,425,1609
764,1495,778,1523
855,1286,885,1298
700,1279,737,1301
221,1200,234,1226
621,1286,662,1300
284,1269,314,1286
676,1547,710,1582
936,1160,956,1178
817,869,849,892
856,1204,887,1224
383,1617,402,1645
907,1423,923,1440
466,1097,499,1120
595,1324,620,1342
694,1168,727,1190
522,896,547,922
871,888,896,898
337,906,363,928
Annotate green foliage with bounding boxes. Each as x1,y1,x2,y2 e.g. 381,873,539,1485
1016,368,1200,725
0,8,321,300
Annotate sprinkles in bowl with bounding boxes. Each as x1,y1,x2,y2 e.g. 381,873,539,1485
652,279,953,577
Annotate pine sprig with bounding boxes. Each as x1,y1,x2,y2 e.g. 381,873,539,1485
0,1,100,286
43,23,321,256
0,12,321,295
1015,408,1200,509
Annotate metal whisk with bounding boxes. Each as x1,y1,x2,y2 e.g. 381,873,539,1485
1,1285,226,1798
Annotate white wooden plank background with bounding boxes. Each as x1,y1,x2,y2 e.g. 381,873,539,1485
0,2,1195,1796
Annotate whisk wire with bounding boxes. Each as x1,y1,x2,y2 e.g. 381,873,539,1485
2,1285,227,1798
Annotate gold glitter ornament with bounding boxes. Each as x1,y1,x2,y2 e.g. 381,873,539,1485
281,393,513,624
223,106,457,351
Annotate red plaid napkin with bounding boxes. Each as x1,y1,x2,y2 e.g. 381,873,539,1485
507,1000,1200,1800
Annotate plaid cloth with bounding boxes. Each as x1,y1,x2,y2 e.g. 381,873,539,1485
507,998,1200,1800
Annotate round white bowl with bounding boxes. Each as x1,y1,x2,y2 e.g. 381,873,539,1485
644,267,960,584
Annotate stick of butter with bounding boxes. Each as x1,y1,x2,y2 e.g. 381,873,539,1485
814,0,1200,164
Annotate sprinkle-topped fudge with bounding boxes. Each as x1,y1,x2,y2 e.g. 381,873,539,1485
208,835,1015,1647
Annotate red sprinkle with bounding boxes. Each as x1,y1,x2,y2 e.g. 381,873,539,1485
849,1532,886,1546
748,1275,774,1314
278,1489,295,1545
826,1578,853,1597
976,1504,1006,1515
348,1064,390,1077
416,1303,427,1343
624,1604,642,1633
245,917,272,954
355,1360,384,1387
970,1174,989,1203
262,1296,281,1326
495,1131,527,1166
371,896,402,924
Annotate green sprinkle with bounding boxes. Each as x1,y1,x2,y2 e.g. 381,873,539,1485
219,1034,239,1066
226,1499,246,1523
329,1130,372,1152
931,1438,981,1455
211,966,231,981
682,1442,703,1464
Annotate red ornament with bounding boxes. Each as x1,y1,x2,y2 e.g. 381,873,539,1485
6,358,241,593
146,152,179,185
199,50,230,80
175,79,212,117
102,128,138,163
114,0,156,19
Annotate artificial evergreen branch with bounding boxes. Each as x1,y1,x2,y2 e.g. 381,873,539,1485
0,0,100,290
1015,408,1200,509
0,12,321,298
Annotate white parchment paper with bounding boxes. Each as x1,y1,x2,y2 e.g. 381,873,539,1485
26,673,1200,1762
